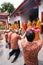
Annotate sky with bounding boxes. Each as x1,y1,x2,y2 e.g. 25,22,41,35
0,0,24,8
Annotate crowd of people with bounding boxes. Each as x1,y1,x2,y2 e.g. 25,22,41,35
4,18,43,65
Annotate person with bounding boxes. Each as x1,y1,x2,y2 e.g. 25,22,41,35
36,18,41,33
32,20,36,28
31,20,40,41
21,30,43,65
4,32,8,43
22,22,27,32
4,31,9,48
4,30,11,48
7,31,13,49
4,29,10,43
0,31,3,43
8,30,22,63
27,20,32,28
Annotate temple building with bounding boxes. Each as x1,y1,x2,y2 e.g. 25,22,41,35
0,12,9,29
9,0,43,33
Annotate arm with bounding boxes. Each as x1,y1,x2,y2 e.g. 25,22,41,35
21,32,26,39
39,33,42,42
36,34,43,52
34,33,43,53
39,33,43,45
18,32,26,40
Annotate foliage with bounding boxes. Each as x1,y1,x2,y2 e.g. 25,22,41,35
0,25,4,29
0,2,15,14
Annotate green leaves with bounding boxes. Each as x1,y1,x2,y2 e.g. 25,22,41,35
0,2,15,14
0,25,4,29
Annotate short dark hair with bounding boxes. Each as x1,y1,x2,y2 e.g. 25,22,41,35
26,30,35,42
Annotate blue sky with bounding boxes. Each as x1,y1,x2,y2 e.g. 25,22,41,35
0,0,24,8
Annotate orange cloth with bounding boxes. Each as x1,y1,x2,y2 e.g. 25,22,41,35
35,19,41,40
34,32,39,41
36,20,41,32
22,23,27,31
27,21,32,28
14,24,19,29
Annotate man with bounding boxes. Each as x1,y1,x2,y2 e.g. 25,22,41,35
4,30,10,43
7,31,13,49
8,31,22,63
21,30,43,65
4,32,8,43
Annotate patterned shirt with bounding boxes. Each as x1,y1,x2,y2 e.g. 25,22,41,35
22,39,42,65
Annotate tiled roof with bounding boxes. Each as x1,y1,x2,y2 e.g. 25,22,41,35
10,0,41,17
0,12,9,16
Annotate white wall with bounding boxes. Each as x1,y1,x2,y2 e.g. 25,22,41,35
9,14,29,23
39,0,43,21
9,16,21,24
20,14,29,23
9,14,29,27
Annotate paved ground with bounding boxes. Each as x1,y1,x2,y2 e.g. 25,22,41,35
0,35,43,65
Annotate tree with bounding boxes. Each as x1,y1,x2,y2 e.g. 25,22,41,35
0,8,1,12
0,2,15,14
